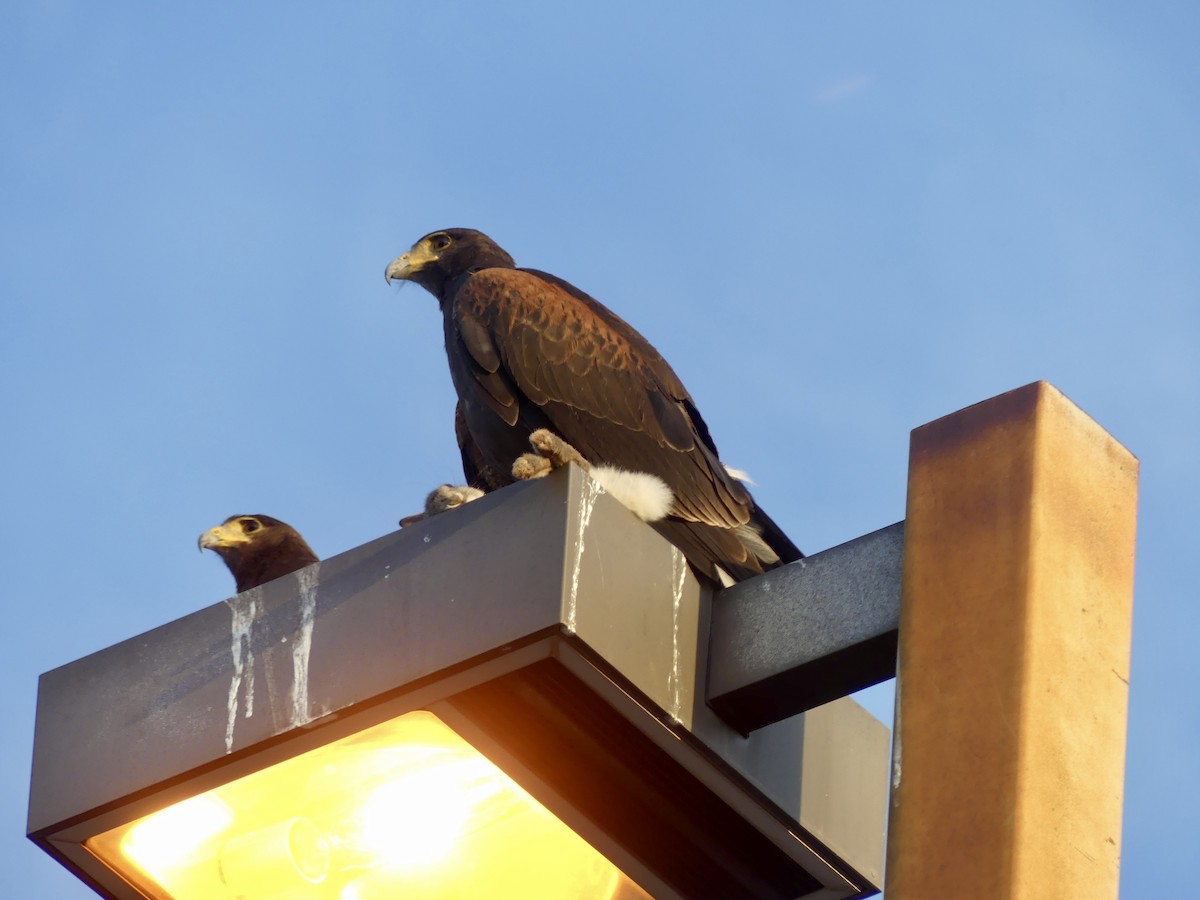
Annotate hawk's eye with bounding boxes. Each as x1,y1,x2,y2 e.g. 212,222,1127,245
430,233,452,251
240,518,261,533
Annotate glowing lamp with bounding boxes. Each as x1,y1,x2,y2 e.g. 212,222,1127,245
85,711,641,899
30,468,888,898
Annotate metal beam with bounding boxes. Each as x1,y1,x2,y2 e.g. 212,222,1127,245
707,522,904,734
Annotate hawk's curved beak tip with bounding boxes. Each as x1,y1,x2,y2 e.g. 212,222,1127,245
385,256,410,285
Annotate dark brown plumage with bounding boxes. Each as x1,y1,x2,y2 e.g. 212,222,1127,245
199,515,319,592
386,228,802,583
454,400,505,491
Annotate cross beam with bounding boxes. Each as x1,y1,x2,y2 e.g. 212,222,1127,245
707,522,904,734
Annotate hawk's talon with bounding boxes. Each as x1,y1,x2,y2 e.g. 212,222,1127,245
399,484,485,527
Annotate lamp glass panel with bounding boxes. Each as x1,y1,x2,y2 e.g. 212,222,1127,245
85,710,649,899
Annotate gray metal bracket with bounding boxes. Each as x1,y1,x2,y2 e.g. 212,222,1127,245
707,522,904,734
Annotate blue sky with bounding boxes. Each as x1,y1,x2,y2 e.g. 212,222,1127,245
3,2,1196,896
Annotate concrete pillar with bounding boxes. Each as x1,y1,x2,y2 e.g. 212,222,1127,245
885,382,1137,899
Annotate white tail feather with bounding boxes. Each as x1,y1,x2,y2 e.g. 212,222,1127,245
723,464,755,484
589,466,675,522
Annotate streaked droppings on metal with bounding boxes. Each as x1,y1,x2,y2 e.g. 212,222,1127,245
224,586,261,754
667,546,688,723
290,563,320,728
565,474,602,633
891,670,903,795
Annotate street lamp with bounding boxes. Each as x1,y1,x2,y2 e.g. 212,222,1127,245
29,466,888,899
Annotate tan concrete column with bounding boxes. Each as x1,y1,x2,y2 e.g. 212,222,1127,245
885,382,1137,899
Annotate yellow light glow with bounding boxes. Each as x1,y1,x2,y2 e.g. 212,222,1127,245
122,795,234,874
85,711,649,899
355,755,494,868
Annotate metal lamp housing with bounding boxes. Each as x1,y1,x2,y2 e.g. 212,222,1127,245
29,467,888,899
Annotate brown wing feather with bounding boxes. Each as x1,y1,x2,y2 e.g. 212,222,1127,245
448,268,753,532
452,311,522,424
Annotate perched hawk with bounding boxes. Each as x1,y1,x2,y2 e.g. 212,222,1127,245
386,229,802,584
199,515,318,592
